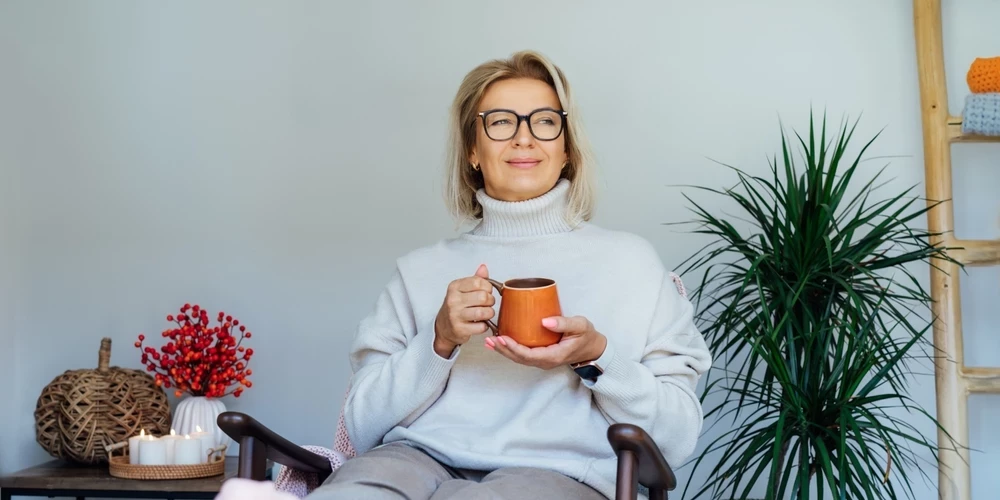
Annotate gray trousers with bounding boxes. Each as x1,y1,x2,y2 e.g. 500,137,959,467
304,442,608,500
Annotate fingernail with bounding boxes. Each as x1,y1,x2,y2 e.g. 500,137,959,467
497,337,507,346
485,337,495,347
485,342,495,351
542,318,557,328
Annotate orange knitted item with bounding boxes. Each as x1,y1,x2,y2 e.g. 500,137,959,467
967,56,1000,93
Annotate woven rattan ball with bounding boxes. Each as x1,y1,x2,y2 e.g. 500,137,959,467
34,338,172,464
121,367,172,434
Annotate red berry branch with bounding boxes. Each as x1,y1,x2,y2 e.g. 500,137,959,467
135,303,254,399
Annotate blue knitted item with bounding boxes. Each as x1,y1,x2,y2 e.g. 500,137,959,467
961,92,1000,136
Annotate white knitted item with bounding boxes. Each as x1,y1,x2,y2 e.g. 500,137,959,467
216,478,300,500
272,445,348,498
272,390,357,498
669,272,687,299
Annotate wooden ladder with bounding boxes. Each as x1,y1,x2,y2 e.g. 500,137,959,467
913,1,1000,499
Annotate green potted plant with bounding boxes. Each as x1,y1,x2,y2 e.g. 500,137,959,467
671,111,962,499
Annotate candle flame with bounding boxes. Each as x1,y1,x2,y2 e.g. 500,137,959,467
195,425,203,432
170,429,176,436
139,429,145,437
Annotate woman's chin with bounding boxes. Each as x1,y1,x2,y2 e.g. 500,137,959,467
493,177,560,201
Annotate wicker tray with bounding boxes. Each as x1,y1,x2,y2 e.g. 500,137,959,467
104,440,227,480
107,455,225,480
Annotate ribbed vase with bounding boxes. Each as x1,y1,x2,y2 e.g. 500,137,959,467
171,396,230,450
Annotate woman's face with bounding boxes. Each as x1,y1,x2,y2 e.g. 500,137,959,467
469,78,568,202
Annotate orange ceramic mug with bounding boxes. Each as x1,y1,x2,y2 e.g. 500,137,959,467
483,277,563,348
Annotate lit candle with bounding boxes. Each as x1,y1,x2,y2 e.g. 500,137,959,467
189,425,215,463
128,429,149,465
173,434,203,465
161,429,180,464
138,435,167,465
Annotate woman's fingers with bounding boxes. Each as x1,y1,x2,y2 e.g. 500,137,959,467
459,306,494,323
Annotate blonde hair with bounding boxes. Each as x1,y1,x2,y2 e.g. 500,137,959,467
444,50,597,226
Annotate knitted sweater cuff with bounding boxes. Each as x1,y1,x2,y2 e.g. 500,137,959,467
580,339,646,406
419,320,459,384
581,339,617,390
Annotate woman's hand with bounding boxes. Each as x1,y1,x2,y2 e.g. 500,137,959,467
433,264,496,358
487,315,607,370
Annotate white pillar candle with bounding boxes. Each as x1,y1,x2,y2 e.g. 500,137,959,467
127,429,148,465
138,435,167,465
161,429,180,464
173,434,203,465
189,425,215,463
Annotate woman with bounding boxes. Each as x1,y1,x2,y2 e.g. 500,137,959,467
311,50,712,500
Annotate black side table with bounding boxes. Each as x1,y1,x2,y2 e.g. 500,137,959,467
0,458,271,499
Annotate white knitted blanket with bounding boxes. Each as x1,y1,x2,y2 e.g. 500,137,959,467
271,396,357,498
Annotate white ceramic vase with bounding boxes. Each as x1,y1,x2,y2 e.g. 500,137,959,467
172,396,230,451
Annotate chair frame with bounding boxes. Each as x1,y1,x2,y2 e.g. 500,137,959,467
219,411,677,500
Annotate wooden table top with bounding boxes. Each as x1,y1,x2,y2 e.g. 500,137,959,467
0,458,254,494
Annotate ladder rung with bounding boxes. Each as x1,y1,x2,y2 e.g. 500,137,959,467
948,115,1000,143
950,239,1000,266
963,367,1000,393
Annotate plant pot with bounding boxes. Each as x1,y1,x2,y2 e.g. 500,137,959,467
171,396,230,451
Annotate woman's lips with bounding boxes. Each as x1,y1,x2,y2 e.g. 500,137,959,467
506,159,541,169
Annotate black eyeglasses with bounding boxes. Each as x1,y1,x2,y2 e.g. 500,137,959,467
477,108,568,141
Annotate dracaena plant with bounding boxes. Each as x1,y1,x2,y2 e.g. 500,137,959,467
671,112,962,500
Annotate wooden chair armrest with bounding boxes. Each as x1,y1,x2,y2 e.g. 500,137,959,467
217,411,333,482
607,423,676,500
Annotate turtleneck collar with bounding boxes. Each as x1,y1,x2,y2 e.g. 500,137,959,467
471,179,577,238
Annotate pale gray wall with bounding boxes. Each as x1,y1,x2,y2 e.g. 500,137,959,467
1,1,998,499
0,114,17,475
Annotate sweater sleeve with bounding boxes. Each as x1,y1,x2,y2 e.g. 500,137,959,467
584,270,713,466
342,267,458,454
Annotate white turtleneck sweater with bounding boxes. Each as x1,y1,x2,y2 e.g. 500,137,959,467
341,179,713,499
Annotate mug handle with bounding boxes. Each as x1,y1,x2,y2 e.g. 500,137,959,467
484,278,504,336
